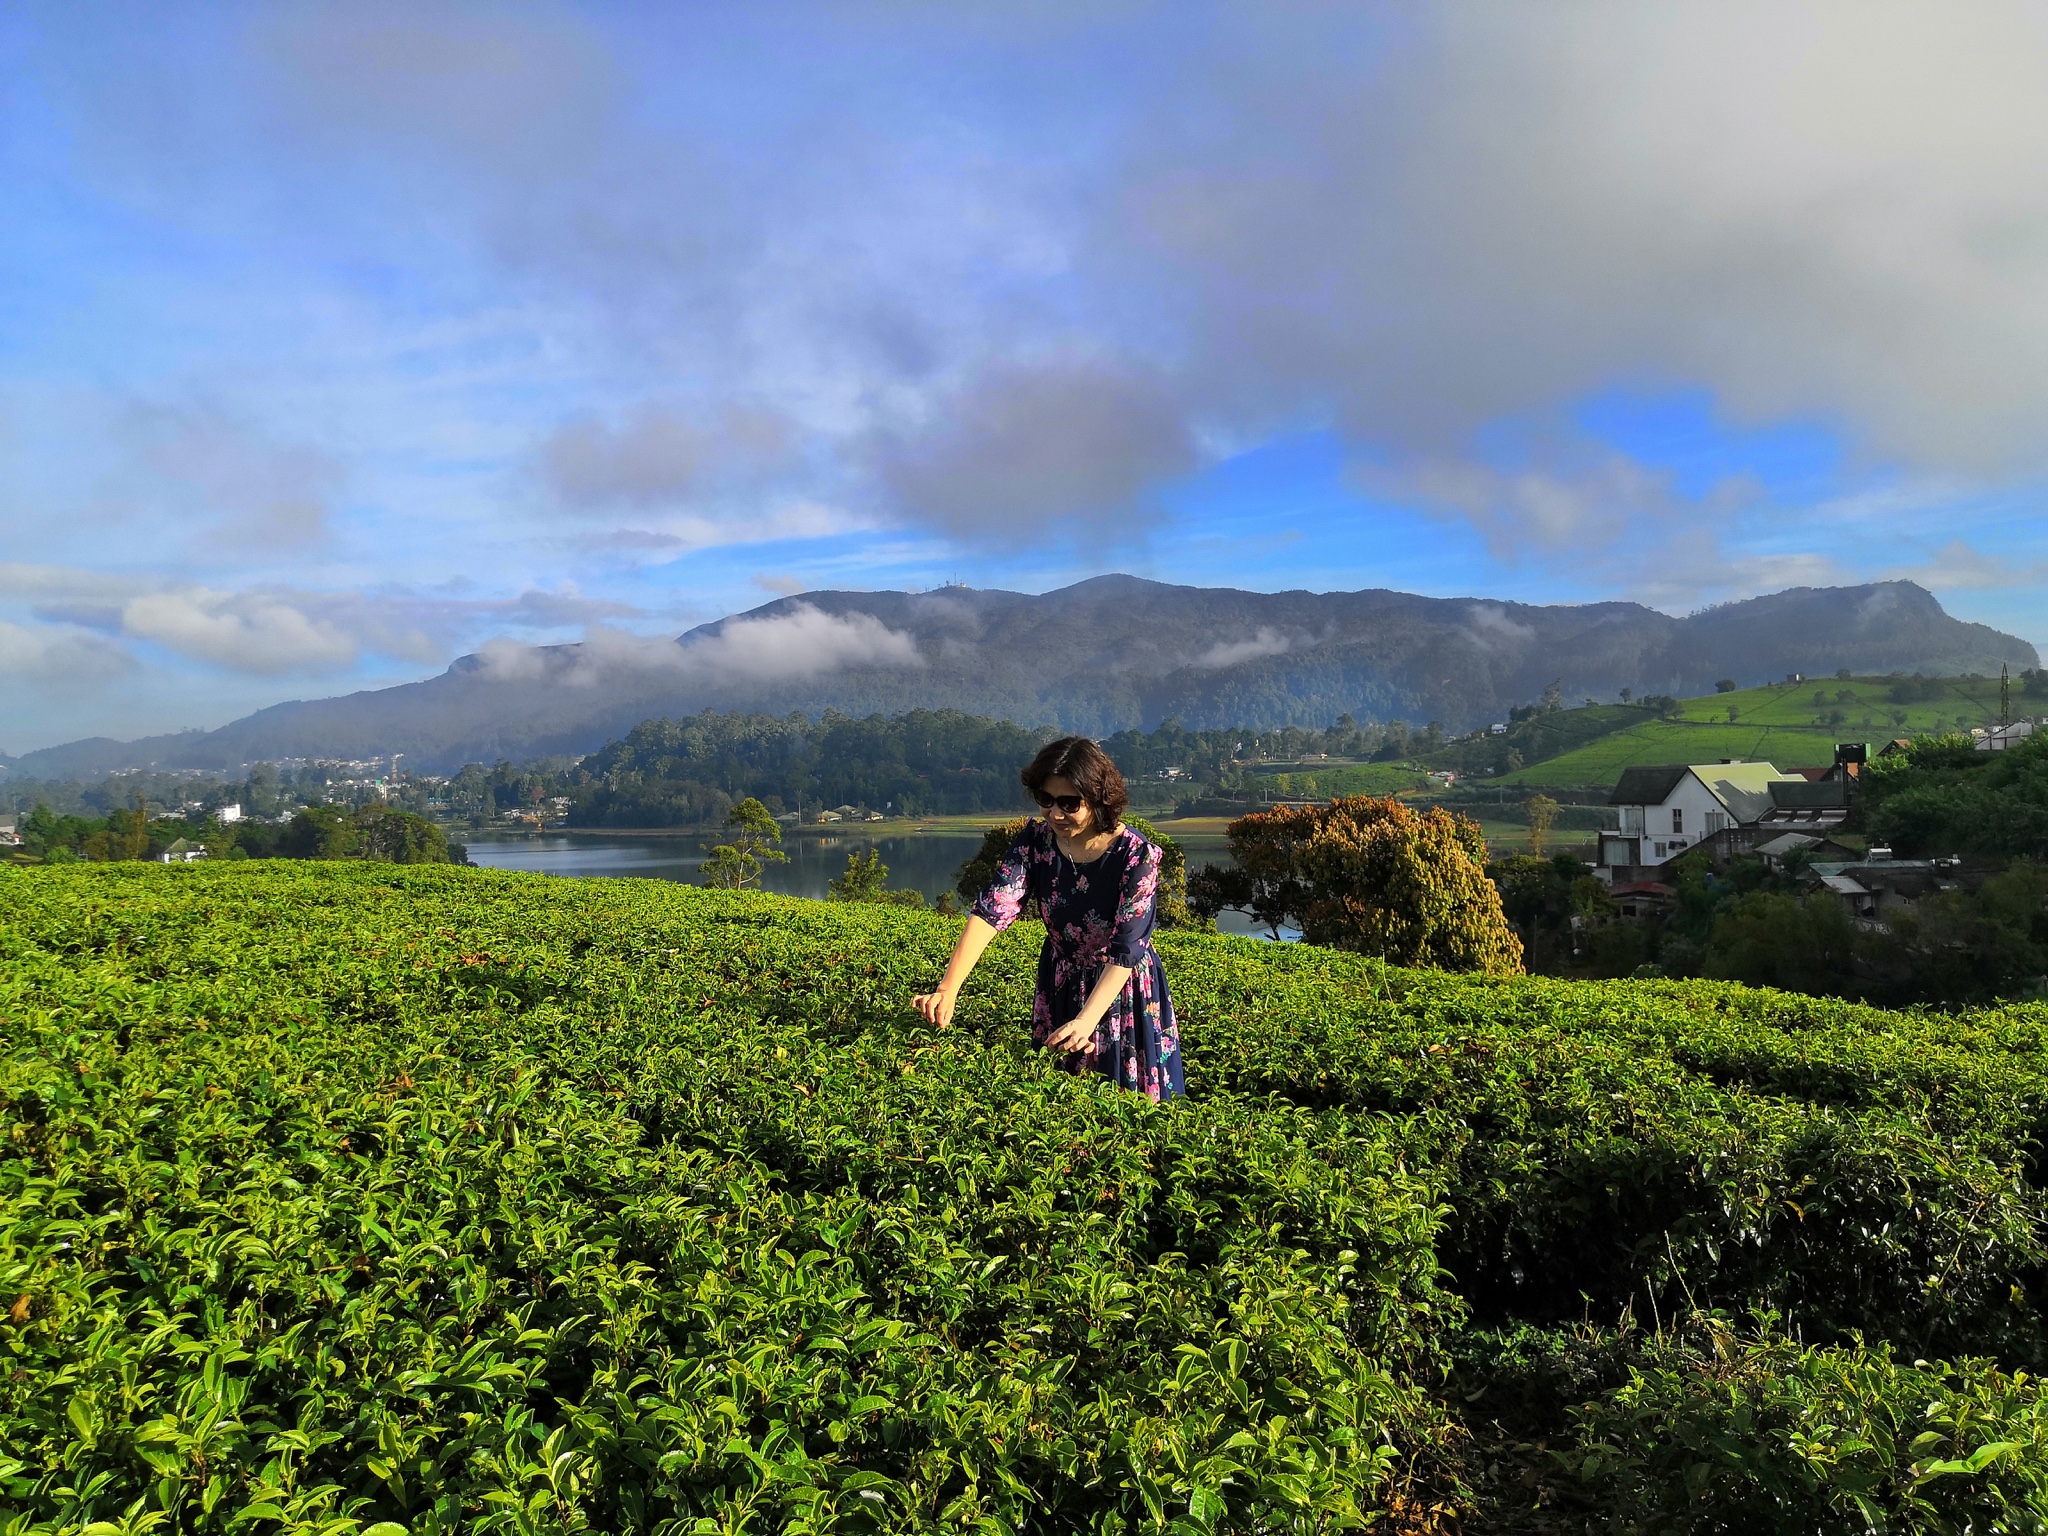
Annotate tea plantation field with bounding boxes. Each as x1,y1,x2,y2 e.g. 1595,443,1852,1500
8,863,2048,1534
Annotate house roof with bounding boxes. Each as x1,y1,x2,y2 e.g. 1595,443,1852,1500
1756,832,1819,858
1769,780,1850,810
1820,874,1870,897
1609,766,1688,806
1691,762,1797,821
1609,761,1795,818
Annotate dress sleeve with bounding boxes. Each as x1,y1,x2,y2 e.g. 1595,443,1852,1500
1105,834,1161,966
970,821,1038,932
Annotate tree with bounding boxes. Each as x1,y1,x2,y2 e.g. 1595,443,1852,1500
1715,679,1739,693
1524,794,1559,857
1702,890,1865,996
828,848,925,907
1197,797,1523,972
352,803,462,864
281,805,359,860
102,796,150,861
1295,797,1524,971
700,797,787,889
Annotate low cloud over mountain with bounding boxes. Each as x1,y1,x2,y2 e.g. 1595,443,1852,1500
9,576,2032,780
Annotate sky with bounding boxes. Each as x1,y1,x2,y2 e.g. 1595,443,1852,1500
5,1,2048,754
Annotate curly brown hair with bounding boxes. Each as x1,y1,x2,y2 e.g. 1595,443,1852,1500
1020,735,1128,828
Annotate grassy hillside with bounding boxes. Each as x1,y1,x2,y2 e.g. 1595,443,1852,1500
1247,762,1429,798
1500,673,2023,787
8,862,2048,1531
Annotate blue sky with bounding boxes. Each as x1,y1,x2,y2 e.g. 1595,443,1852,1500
5,2,2048,753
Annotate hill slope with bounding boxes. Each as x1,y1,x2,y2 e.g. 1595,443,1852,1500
12,575,2033,776
1498,671,2028,786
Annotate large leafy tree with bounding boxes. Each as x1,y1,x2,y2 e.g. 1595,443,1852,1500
1198,796,1523,973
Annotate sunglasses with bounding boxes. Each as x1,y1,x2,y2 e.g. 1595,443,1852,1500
1033,791,1086,815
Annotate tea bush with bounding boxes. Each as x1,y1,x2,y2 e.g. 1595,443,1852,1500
5,862,2048,1533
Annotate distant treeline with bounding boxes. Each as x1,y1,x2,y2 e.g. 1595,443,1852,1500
12,801,465,867
0,760,441,822
430,709,1438,827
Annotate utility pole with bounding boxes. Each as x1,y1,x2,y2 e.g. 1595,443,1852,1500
2002,662,2011,729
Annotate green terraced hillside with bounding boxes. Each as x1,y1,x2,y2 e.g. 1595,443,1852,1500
1500,673,2025,787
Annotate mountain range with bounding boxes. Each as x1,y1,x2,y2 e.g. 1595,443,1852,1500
5,576,2035,778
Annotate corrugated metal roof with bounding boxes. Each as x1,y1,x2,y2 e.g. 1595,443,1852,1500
1691,763,1797,821
1757,832,1819,857
1821,875,1869,896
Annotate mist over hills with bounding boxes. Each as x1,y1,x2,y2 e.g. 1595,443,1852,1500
6,576,2035,779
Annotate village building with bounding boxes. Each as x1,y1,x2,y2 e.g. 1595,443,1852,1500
1801,850,1963,922
1598,761,1799,881
0,814,20,848
1975,719,2040,751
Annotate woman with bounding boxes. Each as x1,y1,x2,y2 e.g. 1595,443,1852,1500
915,736,1183,1102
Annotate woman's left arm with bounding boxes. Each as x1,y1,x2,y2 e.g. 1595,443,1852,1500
1045,963,1134,1053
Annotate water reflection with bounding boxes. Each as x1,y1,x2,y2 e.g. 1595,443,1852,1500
462,828,1284,940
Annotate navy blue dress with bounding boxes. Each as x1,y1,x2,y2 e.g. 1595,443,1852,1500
971,820,1184,1102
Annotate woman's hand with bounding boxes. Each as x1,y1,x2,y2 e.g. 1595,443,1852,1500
1046,1015,1098,1054
914,990,956,1029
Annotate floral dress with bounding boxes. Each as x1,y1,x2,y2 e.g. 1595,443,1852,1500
971,819,1184,1102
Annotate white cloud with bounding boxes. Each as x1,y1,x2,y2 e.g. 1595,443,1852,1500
542,404,794,510
1192,627,1291,669
1464,603,1537,649
121,403,344,549
1113,1,2048,481
585,500,878,559
0,618,136,688
475,601,922,687
689,602,922,680
1880,540,2048,592
1357,454,1702,560
0,564,650,679
120,589,363,673
874,359,1197,539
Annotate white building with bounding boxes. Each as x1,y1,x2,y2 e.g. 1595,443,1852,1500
0,814,19,848
217,803,244,825
1976,720,2039,752
1598,761,1799,878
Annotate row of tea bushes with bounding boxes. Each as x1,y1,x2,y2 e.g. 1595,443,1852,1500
7,861,2048,1531
3,865,1457,1534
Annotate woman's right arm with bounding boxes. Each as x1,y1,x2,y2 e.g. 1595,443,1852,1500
917,821,1034,1028
914,915,999,1028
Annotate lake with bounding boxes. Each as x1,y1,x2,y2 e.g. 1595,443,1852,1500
461,827,1283,940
